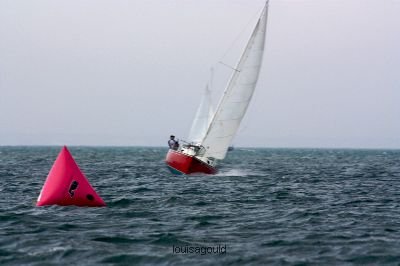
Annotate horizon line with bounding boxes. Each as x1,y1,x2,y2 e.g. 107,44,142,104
0,144,399,151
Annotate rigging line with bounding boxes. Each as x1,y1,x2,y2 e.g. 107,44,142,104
219,3,266,64
218,61,240,72
209,67,214,91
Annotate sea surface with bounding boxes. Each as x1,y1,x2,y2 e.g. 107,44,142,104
0,146,400,265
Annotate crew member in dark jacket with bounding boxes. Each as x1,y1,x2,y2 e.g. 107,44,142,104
168,135,179,150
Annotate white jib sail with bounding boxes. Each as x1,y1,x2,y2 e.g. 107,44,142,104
187,85,214,144
200,2,268,160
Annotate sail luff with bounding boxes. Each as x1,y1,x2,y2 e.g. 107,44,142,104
200,3,268,159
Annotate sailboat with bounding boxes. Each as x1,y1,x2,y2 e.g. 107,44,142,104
166,1,269,175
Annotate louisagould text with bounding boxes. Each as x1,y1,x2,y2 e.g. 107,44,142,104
172,245,227,255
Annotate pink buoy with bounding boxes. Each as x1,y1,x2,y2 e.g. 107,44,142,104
37,146,106,207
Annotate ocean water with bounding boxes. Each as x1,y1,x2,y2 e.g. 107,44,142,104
1,146,400,265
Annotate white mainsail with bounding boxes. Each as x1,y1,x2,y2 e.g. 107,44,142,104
188,85,214,143
200,2,268,160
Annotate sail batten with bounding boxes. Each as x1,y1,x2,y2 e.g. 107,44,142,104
200,3,268,160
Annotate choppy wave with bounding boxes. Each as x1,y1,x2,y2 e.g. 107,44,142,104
1,147,400,265
214,168,259,177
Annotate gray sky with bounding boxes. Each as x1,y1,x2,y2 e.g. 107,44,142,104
0,0,399,148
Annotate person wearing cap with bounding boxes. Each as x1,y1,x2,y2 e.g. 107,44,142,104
168,135,179,150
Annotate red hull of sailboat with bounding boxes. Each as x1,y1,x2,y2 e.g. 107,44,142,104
165,149,217,175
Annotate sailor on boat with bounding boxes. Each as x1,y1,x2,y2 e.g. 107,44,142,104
168,135,179,150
